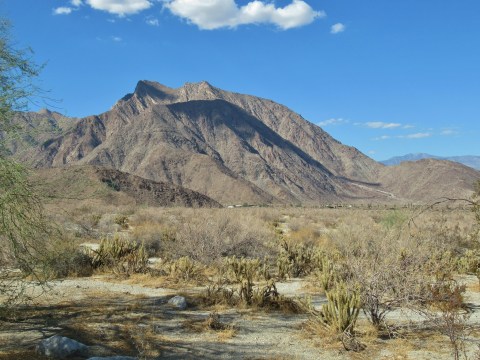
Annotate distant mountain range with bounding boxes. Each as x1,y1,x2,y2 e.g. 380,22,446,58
381,153,480,170
4,80,479,205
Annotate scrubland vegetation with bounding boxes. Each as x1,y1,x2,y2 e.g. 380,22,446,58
3,193,480,359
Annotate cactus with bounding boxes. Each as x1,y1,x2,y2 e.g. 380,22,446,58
90,235,148,275
276,241,323,279
319,256,339,292
166,256,200,282
321,282,361,334
224,256,261,304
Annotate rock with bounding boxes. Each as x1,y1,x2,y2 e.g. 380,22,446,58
168,295,187,310
37,335,88,359
87,357,137,360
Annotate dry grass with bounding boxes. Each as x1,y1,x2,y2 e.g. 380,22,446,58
3,204,479,358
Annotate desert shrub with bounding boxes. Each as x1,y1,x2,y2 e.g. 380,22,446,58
131,223,175,256
329,216,440,328
380,210,409,229
42,242,93,279
114,214,129,230
456,249,480,274
165,210,273,263
90,234,148,275
424,279,470,360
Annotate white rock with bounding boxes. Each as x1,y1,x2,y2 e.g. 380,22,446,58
37,335,88,359
87,357,137,360
168,295,187,310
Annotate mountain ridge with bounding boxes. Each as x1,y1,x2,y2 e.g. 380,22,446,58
381,153,480,170
5,80,479,205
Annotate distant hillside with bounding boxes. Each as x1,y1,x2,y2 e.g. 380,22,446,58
379,159,480,202
4,80,479,205
32,166,221,208
381,153,480,170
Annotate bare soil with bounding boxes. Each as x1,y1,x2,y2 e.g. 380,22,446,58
2,274,480,360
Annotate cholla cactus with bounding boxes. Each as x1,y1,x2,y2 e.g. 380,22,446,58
167,256,200,282
90,235,148,275
319,256,339,292
224,256,261,304
457,249,480,274
321,281,361,334
276,241,323,279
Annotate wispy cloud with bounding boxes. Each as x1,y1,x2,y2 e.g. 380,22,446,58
440,129,459,136
71,0,83,6
112,36,123,42
146,17,159,26
399,132,432,139
164,0,324,30
365,122,402,129
317,118,348,127
53,6,73,15
330,23,345,34
374,132,432,140
373,135,392,141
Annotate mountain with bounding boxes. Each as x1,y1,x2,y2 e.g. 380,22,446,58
379,159,479,202
0,109,76,157
32,165,221,208
6,80,479,204
381,153,480,170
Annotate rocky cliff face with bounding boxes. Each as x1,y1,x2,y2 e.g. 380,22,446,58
9,81,479,205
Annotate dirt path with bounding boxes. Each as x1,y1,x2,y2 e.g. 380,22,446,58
1,275,480,359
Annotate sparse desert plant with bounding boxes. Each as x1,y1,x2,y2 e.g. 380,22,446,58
166,210,273,263
423,280,470,360
320,281,361,335
330,216,442,329
202,282,236,307
318,256,339,292
457,249,480,274
90,234,148,275
276,240,322,279
224,256,261,304
42,240,93,279
114,214,129,230
164,256,203,282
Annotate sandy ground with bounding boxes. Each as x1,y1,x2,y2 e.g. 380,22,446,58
1,275,480,359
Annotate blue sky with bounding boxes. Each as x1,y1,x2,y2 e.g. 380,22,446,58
2,0,479,161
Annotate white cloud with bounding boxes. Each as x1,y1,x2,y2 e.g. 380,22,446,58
441,129,458,136
330,23,345,34
164,0,324,30
403,124,415,129
71,0,83,6
53,7,73,15
365,122,402,129
373,135,391,141
112,36,123,41
317,118,348,126
146,17,159,26
86,0,152,16
401,132,432,139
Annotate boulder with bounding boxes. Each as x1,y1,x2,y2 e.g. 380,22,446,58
87,357,137,360
167,295,187,310
37,335,88,359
